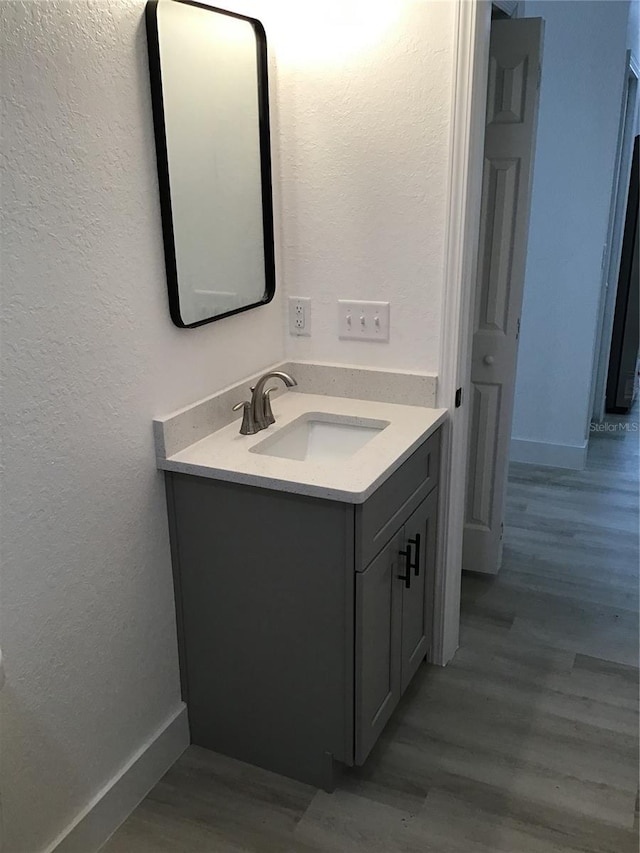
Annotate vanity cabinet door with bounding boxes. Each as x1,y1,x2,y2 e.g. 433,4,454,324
400,488,438,694
354,531,403,765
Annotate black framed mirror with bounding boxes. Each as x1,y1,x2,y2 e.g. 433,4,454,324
146,0,275,328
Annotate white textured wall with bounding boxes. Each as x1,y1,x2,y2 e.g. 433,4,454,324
512,0,630,452
0,0,456,849
0,1,284,850
274,1,455,372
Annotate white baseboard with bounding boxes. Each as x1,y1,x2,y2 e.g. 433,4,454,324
510,437,587,470
46,704,189,853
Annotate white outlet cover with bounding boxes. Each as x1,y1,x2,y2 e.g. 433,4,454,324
338,300,390,342
288,296,311,337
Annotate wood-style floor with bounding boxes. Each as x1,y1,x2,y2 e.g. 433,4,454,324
103,408,639,853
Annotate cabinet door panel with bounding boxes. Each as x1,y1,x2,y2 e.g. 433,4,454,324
355,532,402,765
401,488,438,693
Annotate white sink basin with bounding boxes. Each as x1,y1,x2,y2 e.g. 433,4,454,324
250,413,389,462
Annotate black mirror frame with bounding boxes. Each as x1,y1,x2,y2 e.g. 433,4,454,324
145,0,276,329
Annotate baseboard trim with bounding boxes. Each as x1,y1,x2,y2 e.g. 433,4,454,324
510,437,587,470
46,703,189,853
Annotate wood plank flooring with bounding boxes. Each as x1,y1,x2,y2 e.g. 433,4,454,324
103,408,639,852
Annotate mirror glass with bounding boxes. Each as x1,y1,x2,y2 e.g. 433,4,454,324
146,0,275,328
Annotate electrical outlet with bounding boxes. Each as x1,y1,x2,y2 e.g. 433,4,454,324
338,300,390,341
288,297,311,336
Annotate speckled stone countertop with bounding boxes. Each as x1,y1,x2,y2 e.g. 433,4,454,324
156,392,446,503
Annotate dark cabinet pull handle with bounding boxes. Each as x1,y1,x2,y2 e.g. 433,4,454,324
397,545,412,589
408,534,421,576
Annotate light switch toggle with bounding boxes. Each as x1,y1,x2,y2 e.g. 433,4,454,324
338,300,390,341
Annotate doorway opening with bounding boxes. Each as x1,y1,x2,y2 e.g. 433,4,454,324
461,2,639,582
591,54,640,423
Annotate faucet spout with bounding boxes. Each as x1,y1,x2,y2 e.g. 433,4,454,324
250,371,297,431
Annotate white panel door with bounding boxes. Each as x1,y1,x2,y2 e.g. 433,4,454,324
463,18,544,575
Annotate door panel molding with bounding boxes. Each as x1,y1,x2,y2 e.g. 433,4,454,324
466,382,501,527
478,157,520,332
487,55,528,124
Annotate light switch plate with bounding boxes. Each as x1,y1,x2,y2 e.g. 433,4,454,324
338,300,390,341
289,297,311,336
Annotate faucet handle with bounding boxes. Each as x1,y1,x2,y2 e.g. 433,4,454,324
262,387,278,426
232,400,258,435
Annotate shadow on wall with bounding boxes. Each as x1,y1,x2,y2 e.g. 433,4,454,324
0,686,81,853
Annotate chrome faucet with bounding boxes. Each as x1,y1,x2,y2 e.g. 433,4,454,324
233,371,297,435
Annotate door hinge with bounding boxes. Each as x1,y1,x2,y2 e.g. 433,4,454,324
455,387,463,408
537,64,542,91
516,317,521,340
500,521,504,541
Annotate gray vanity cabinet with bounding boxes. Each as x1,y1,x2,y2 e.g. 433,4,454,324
401,488,438,693
164,427,441,790
354,531,403,765
355,488,438,764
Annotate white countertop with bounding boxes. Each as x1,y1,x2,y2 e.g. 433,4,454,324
157,392,446,503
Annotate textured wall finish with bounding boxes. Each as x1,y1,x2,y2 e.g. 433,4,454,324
0,1,284,850
511,0,630,453
275,1,456,373
0,0,454,849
